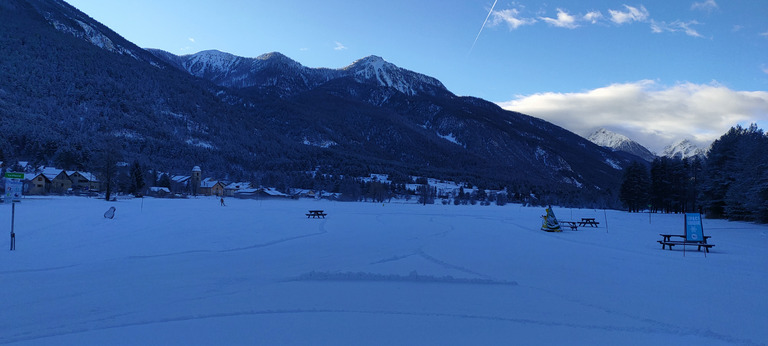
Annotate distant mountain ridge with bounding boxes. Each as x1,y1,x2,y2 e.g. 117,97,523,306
587,129,656,162
146,49,447,98
661,139,707,159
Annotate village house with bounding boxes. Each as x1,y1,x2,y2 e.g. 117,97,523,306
199,179,225,196
67,171,100,192
50,171,72,194
224,182,252,197
26,173,51,195
234,187,290,200
170,175,191,194
148,186,171,198
22,168,100,195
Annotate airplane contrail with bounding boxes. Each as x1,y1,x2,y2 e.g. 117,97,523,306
469,0,499,54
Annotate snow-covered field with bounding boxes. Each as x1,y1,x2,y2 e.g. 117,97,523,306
1,196,766,345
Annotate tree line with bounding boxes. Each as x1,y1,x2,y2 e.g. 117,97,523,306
619,124,768,223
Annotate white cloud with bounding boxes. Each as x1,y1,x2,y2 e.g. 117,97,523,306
691,0,718,12
762,65,768,74
608,5,649,25
540,9,579,29
651,20,704,38
334,41,347,51
583,11,603,24
497,81,768,152
188,37,195,43
761,31,768,38
491,9,537,30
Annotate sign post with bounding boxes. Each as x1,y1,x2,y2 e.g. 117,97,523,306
5,172,23,251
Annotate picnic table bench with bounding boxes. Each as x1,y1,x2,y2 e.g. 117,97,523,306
559,221,579,231
306,210,327,218
578,218,600,227
658,234,714,252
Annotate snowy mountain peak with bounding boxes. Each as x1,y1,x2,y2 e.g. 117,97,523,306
662,139,706,159
587,128,656,162
587,128,631,148
256,51,302,67
352,55,386,66
183,50,241,76
343,55,446,96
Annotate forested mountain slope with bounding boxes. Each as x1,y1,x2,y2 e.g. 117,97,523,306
0,0,644,206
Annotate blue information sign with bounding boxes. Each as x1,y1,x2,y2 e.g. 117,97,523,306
685,213,704,241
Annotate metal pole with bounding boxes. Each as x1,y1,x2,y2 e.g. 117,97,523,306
10,203,16,251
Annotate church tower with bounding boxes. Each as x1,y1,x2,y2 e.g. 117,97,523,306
191,166,201,196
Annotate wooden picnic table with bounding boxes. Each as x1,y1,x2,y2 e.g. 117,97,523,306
306,210,327,218
658,234,714,252
560,221,578,231
578,218,600,227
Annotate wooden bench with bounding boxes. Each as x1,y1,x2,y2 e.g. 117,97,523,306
560,221,578,231
306,210,327,218
578,218,600,227
658,234,714,252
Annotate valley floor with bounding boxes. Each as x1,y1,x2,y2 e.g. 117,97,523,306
1,197,766,345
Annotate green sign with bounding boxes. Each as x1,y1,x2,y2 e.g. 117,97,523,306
4,172,24,179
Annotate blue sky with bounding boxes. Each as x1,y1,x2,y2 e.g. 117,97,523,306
67,0,768,152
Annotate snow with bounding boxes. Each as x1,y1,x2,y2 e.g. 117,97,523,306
662,139,706,159
1,197,767,345
587,128,631,148
185,139,215,149
183,50,239,77
437,132,462,146
604,156,623,170
302,138,337,148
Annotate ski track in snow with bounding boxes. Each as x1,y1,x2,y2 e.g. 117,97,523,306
3,308,760,346
128,219,328,260
0,264,79,275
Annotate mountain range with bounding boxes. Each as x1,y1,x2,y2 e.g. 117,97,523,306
660,139,707,159
1,0,650,206
587,129,707,161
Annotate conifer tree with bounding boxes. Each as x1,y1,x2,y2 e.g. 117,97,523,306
619,161,650,212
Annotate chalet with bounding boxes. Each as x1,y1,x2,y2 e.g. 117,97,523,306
292,189,317,199
67,171,100,192
199,179,225,196
50,171,73,194
26,173,51,195
234,187,289,199
148,186,171,198
170,175,191,194
224,182,252,197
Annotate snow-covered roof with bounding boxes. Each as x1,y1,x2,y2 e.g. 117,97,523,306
150,187,171,193
225,182,251,190
26,172,48,181
234,187,288,197
171,175,190,183
67,171,99,182
200,180,223,188
38,167,66,180
261,188,288,197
